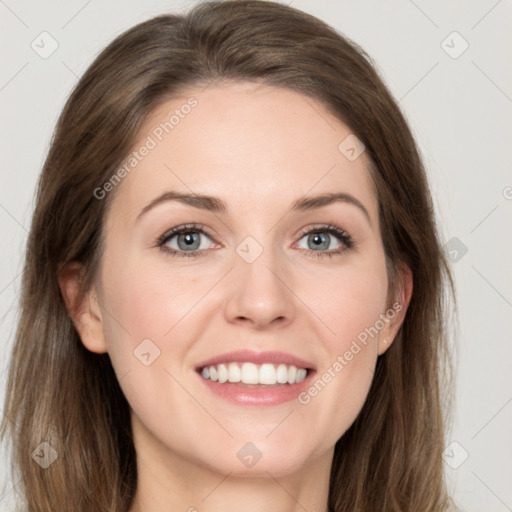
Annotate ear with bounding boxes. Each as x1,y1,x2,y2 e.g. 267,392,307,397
377,263,413,356
57,261,108,354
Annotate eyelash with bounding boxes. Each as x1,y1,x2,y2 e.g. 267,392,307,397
155,223,356,260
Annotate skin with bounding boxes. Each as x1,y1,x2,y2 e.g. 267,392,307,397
59,81,412,512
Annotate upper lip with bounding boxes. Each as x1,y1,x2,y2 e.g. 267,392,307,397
195,350,316,371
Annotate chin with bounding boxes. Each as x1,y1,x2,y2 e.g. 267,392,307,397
187,436,318,479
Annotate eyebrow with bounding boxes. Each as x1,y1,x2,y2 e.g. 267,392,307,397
136,190,372,226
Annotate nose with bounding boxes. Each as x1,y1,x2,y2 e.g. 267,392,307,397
223,244,296,330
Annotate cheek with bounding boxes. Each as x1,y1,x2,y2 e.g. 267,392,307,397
97,257,207,433
293,256,387,442
301,253,388,350
101,253,205,346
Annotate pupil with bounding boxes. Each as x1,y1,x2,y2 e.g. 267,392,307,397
310,233,328,250
180,232,198,249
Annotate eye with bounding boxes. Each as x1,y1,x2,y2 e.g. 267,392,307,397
156,223,216,258
294,224,355,259
156,222,356,259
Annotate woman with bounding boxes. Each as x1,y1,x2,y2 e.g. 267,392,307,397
1,1,457,510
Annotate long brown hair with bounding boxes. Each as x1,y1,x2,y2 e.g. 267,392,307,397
1,1,457,510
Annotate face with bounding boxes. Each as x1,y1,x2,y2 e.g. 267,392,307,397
69,81,409,478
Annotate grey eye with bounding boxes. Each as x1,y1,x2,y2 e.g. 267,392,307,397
297,232,341,251
165,231,212,252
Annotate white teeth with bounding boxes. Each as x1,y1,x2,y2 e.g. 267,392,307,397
287,365,297,384
241,362,259,384
296,368,307,383
218,363,228,383
200,362,309,385
276,364,288,384
227,362,241,382
259,363,276,385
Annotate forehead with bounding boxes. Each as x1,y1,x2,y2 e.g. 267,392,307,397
106,81,378,226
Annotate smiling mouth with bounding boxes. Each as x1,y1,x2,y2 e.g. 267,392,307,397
197,362,311,386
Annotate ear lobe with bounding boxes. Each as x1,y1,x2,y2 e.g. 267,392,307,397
57,262,108,354
377,263,413,356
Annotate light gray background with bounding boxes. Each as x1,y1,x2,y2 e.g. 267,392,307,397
1,1,511,510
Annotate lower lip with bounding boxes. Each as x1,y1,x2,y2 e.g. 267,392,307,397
196,370,315,406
